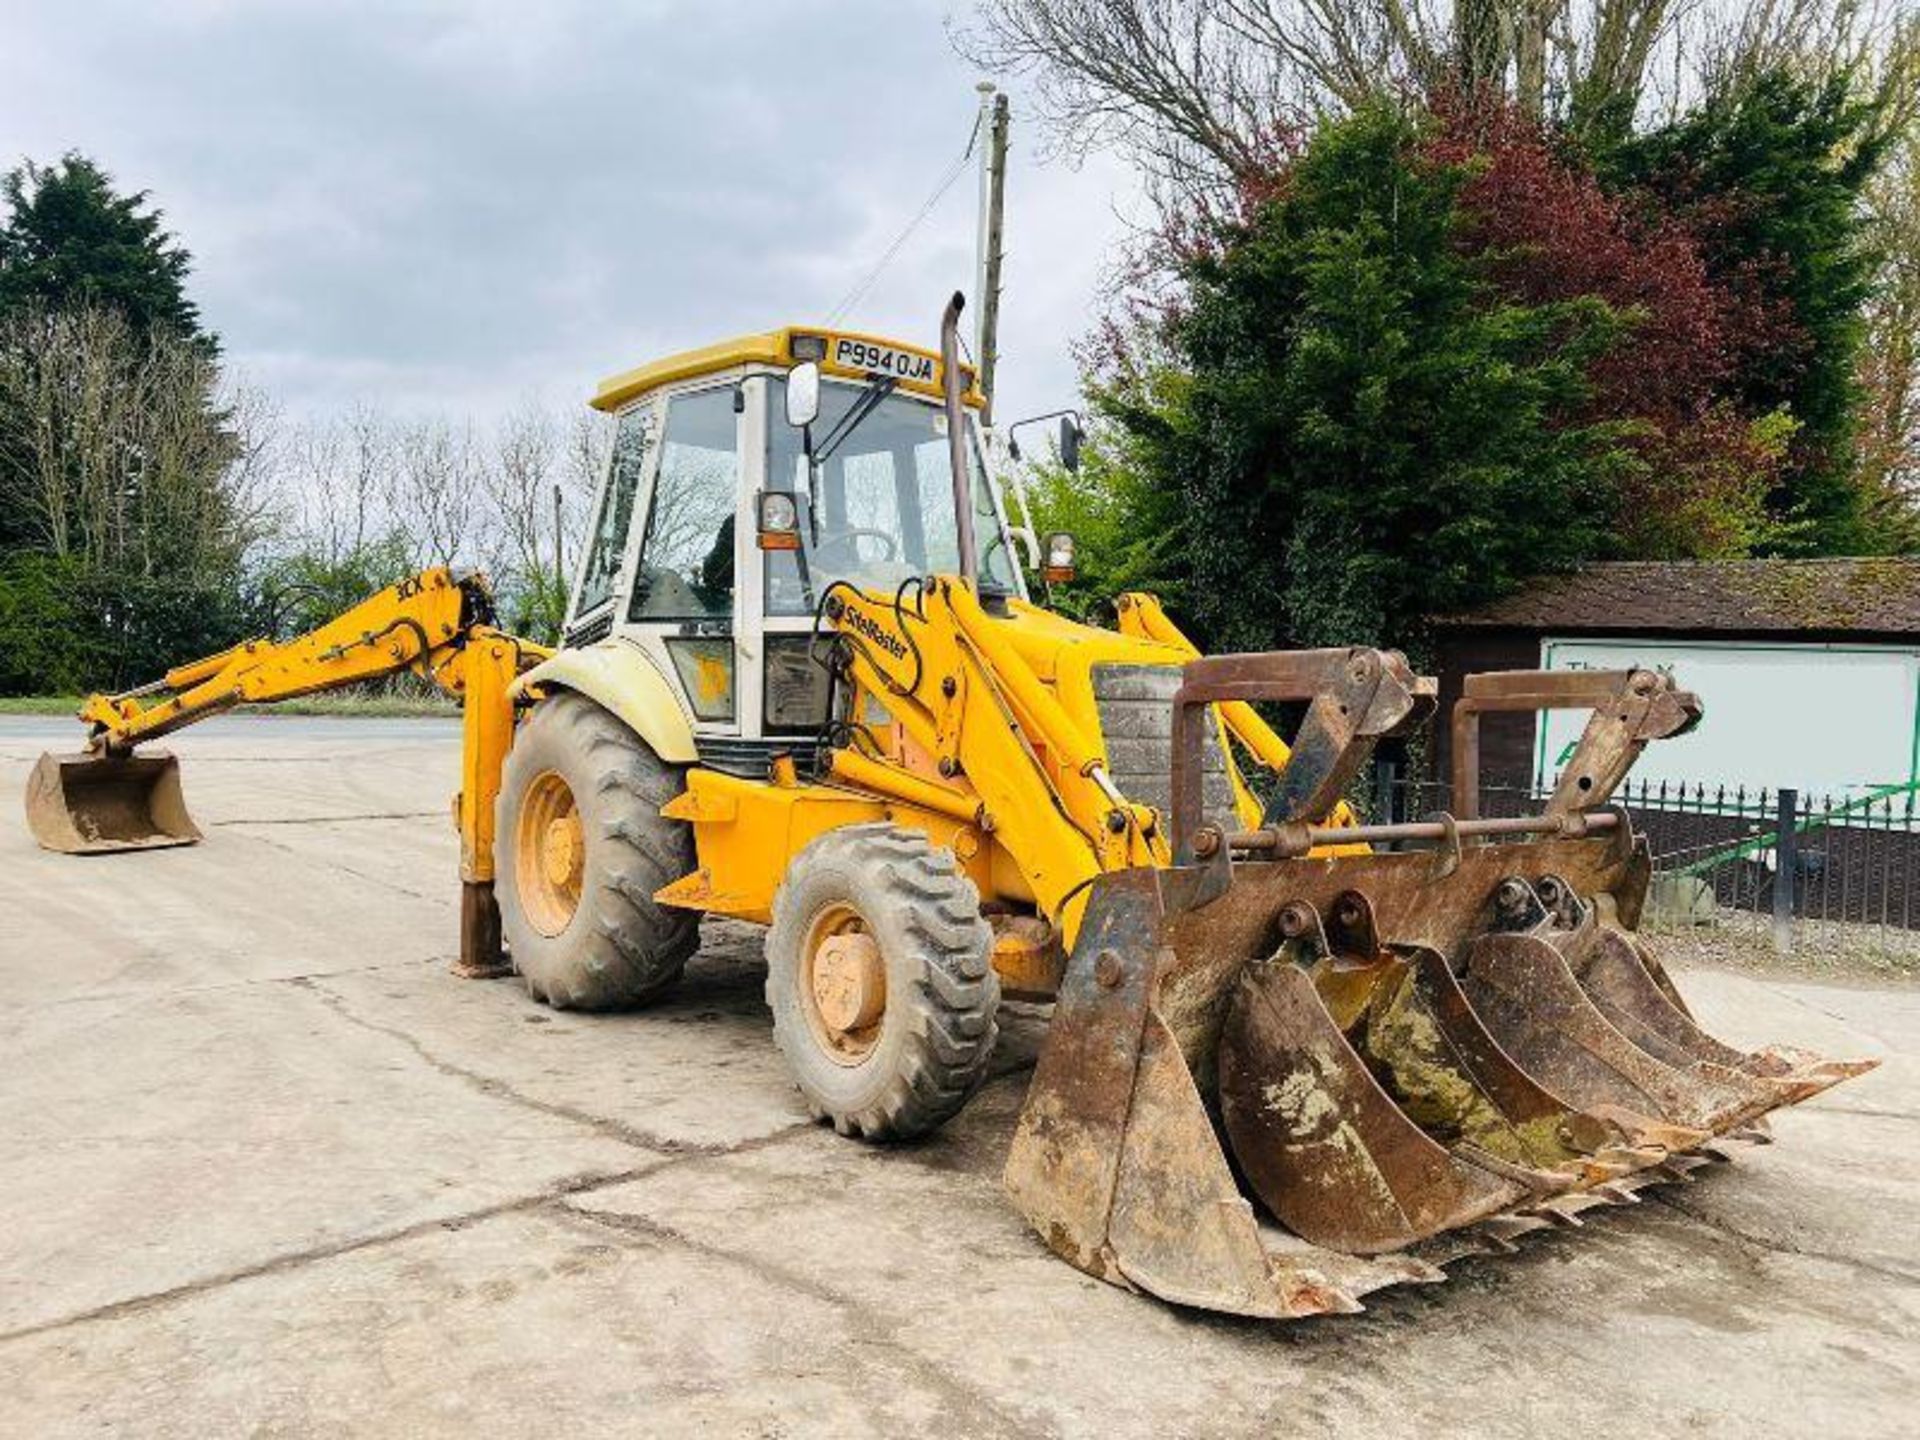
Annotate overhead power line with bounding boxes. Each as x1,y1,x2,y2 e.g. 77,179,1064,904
825,111,983,327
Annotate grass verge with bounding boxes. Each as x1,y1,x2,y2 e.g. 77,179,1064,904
0,693,458,719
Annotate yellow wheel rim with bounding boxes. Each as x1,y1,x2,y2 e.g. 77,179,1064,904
516,770,584,937
801,903,886,1066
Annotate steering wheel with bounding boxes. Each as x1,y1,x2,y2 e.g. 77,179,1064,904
813,528,898,566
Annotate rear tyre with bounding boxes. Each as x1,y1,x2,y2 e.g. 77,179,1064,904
495,692,698,1010
766,824,999,1139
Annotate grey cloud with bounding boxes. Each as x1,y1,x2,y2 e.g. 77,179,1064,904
0,0,1139,425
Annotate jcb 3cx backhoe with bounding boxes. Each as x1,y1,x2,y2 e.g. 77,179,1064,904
28,296,1872,1319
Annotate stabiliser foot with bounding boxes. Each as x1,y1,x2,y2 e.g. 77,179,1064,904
453,880,514,979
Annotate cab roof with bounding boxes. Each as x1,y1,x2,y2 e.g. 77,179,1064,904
592,325,984,413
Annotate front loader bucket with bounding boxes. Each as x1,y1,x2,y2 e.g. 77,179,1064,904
1005,815,1876,1318
24,751,203,854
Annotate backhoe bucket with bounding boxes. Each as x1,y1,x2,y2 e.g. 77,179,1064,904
1004,813,1875,1318
25,751,203,854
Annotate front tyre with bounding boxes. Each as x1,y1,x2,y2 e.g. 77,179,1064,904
766,824,999,1139
495,693,698,1009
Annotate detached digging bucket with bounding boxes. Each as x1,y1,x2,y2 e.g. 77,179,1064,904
25,751,202,854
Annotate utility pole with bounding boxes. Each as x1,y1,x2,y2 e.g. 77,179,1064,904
973,81,1010,425
552,482,567,631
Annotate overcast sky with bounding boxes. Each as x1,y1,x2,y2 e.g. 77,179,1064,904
0,0,1145,428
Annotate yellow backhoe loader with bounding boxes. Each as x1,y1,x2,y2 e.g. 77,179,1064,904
28,296,1873,1319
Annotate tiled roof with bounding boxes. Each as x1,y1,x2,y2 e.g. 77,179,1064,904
1438,558,1920,635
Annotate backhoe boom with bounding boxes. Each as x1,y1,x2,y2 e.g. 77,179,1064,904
29,567,549,977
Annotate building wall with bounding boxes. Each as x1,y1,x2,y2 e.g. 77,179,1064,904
1430,628,1538,789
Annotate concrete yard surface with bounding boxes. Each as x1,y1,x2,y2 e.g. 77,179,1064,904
1,715,1915,1438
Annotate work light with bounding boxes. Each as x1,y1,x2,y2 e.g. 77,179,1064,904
758,490,801,550
1043,532,1076,583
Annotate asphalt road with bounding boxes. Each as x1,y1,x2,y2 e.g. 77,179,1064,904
1,716,1914,1437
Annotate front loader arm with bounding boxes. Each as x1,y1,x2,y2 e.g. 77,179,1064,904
823,579,1161,940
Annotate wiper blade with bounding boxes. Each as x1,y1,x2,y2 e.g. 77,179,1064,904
813,376,897,465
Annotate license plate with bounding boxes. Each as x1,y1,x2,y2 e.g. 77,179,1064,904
832,337,936,385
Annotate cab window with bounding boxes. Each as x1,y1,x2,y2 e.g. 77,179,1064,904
629,386,740,622
574,407,651,618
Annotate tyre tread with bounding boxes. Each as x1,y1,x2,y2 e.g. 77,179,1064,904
765,823,999,1140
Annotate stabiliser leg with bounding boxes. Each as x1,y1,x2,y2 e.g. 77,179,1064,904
451,634,521,981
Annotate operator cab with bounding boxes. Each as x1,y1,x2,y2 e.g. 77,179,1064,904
564,328,1028,766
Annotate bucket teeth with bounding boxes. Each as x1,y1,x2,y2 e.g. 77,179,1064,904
1584,1105,1711,1155
1655,1155,1712,1182
1477,1213,1556,1246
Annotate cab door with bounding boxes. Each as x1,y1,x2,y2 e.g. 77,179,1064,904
614,381,747,735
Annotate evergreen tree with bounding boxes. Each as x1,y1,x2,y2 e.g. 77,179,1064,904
0,153,210,349
1100,103,1630,656
1603,71,1889,550
0,156,247,689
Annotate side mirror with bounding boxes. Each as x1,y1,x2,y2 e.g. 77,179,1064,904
1005,410,1086,470
785,362,821,428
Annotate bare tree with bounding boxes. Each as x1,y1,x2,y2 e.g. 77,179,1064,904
277,403,397,571
478,400,571,638
957,0,1920,191
261,395,606,641
0,303,264,579
386,416,492,575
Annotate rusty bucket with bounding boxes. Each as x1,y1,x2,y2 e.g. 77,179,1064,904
1003,816,1877,1318
24,751,203,854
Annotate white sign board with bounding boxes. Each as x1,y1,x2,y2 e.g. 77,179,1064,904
1536,638,1920,802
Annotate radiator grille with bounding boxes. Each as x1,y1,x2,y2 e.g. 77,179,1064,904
563,611,613,647
694,735,820,781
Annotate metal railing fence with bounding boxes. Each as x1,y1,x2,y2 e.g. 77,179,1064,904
1364,764,1920,955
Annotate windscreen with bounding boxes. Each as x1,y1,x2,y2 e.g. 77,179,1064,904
765,378,1019,615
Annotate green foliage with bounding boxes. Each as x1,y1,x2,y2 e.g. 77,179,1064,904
0,552,99,694
0,550,251,694
0,155,247,694
1601,70,1890,550
0,154,208,346
252,534,416,639
497,559,571,645
1100,103,1631,656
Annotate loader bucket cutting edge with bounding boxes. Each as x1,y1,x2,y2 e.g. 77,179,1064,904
24,751,203,854
1005,837,1877,1320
